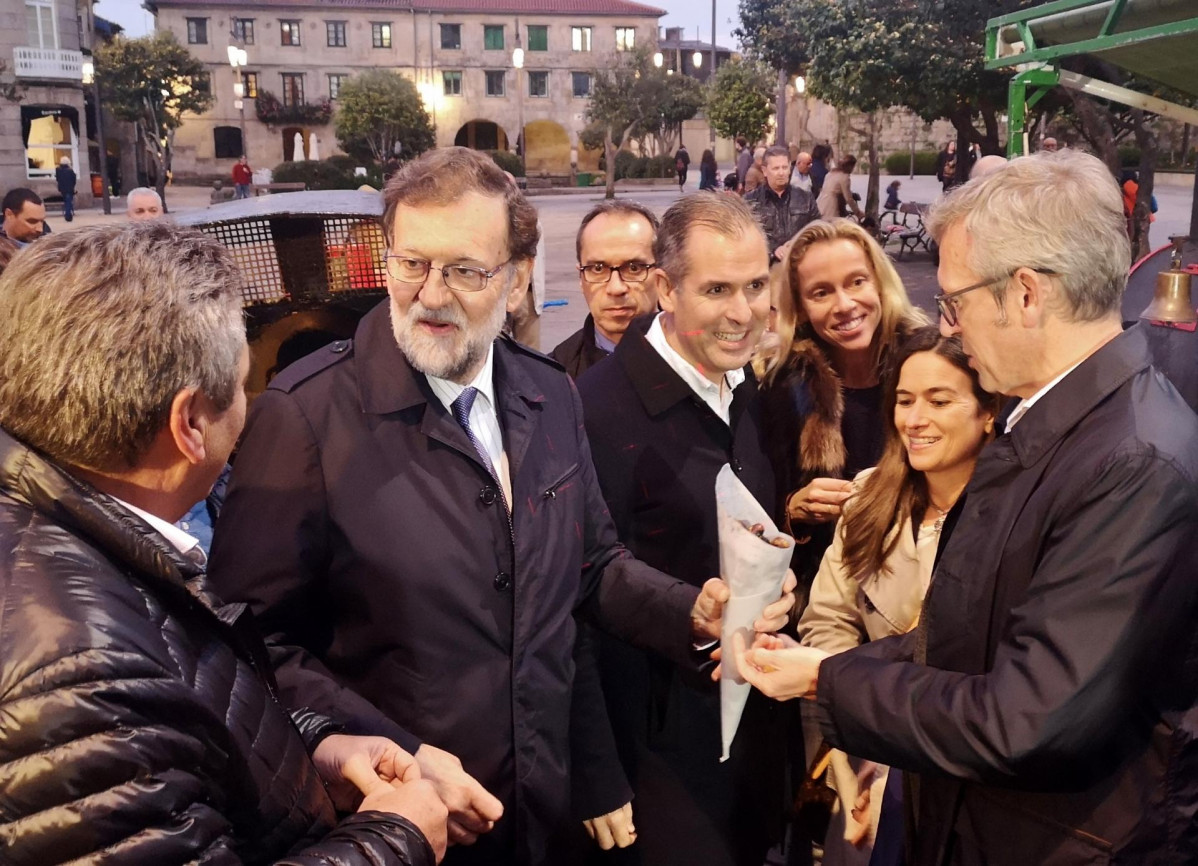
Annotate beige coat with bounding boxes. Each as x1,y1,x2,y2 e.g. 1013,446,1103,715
798,468,938,866
799,469,934,652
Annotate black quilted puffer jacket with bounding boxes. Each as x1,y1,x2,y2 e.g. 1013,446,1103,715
0,427,435,865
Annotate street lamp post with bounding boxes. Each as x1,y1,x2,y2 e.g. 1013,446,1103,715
227,44,248,157
710,0,717,147
81,59,111,215
513,42,525,176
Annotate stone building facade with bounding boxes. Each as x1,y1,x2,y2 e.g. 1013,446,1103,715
146,0,667,178
1,0,95,206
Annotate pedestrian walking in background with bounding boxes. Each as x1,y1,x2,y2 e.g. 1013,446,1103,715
698,149,719,191
817,156,864,222
232,155,253,199
809,144,833,198
55,157,77,222
935,141,957,193
675,144,690,190
736,137,754,193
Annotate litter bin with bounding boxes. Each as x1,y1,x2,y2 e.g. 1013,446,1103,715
90,172,104,197
576,172,593,187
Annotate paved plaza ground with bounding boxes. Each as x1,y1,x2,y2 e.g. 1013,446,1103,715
52,170,1196,352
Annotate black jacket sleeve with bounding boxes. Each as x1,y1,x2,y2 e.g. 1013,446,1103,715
816,449,1198,790
208,389,422,754
569,378,701,664
0,644,432,865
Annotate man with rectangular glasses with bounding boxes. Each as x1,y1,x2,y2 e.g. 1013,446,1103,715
551,201,661,379
208,147,795,866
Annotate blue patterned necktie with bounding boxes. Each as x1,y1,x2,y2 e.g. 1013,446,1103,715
451,387,497,480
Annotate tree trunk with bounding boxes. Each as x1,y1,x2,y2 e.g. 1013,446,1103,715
1130,109,1159,262
1068,92,1120,175
865,111,880,221
604,129,616,200
952,107,975,188
979,103,1001,155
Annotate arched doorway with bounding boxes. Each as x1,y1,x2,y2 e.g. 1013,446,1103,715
523,120,570,175
455,120,508,152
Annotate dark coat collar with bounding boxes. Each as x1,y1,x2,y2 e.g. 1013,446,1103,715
1009,323,1152,468
0,427,202,588
355,301,545,417
614,317,756,419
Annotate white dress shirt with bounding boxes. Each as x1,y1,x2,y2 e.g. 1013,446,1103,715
111,496,205,564
426,345,513,507
1004,359,1085,434
645,313,746,425
790,169,813,193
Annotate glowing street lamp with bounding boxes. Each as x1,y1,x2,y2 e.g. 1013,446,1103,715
653,51,663,68
513,43,525,174
693,51,703,68
795,75,806,94
227,44,249,156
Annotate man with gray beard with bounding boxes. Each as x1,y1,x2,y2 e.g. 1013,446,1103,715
208,147,795,866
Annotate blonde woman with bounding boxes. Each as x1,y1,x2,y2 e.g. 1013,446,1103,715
758,219,926,591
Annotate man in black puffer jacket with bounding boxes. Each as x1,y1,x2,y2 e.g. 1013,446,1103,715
0,222,447,865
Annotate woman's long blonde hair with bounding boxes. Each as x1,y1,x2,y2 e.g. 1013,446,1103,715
759,219,926,384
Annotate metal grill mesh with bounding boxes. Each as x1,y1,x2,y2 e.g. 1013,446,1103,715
322,217,387,294
200,219,286,305
195,216,387,306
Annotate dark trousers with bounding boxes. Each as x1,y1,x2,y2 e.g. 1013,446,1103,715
62,193,74,221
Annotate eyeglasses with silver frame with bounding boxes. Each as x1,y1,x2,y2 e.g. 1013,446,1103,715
384,252,512,293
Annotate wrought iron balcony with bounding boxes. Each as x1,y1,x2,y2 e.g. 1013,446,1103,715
13,47,84,82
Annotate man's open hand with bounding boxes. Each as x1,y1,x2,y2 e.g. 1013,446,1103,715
415,743,504,845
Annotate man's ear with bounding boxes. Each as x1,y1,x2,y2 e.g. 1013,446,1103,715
168,387,207,466
1014,266,1050,327
655,268,676,313
505,258,534,315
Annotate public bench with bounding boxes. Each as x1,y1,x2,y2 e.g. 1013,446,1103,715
252,182,307,196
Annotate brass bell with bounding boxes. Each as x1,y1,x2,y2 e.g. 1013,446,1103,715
1140,236,1196,324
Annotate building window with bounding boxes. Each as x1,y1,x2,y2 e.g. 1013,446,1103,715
572,71,592,98
485,70,505,97
528,70,548,98
615,27,635,51
213,126,243,159
22,106,77,178
280,20,301,46
326,21,346,47
372,22,391,48
571,26,591,51
280,73,304,107
186,17,208,45
328,73,345,99
232,18,255,45
243,71,259,98
440,23,461,50
484,24,503,51
26,0,59,50
527,24,548,51
443,70,462,96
